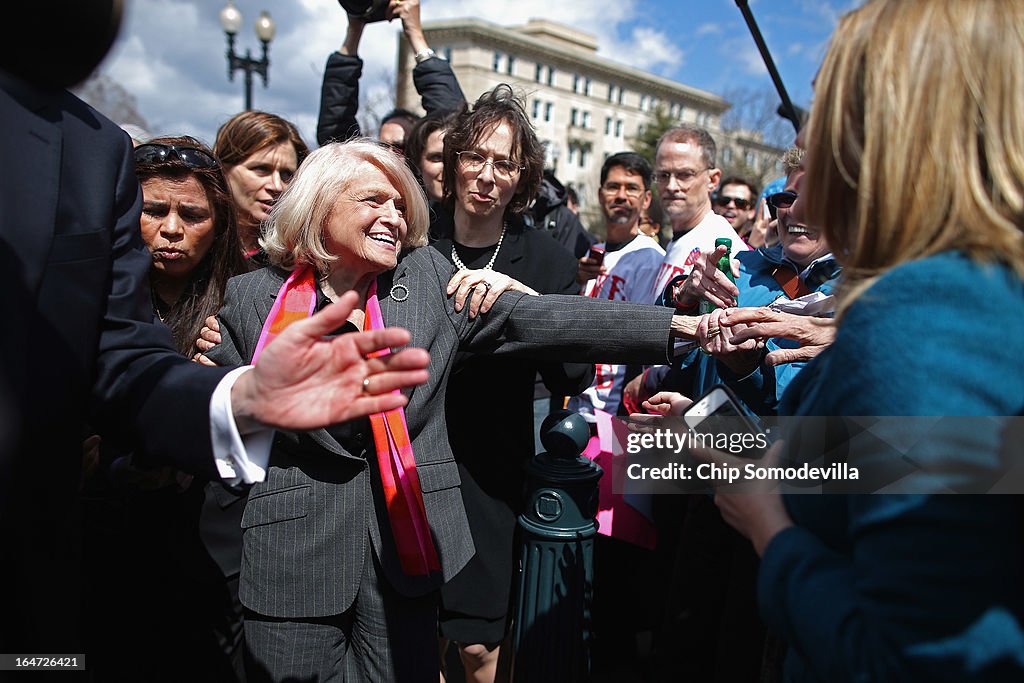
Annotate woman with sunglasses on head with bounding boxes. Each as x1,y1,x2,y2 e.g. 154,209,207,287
689,1,1024,681
214,111,309,261
83,136,251,681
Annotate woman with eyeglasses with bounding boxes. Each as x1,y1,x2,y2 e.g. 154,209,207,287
201,134,704,681
82,136,251,681
214,111,309,260
690,1,1024,681
428,85,595,682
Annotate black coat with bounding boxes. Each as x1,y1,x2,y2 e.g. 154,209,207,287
0,71,229,652
316,52,466,145
430,219,595,625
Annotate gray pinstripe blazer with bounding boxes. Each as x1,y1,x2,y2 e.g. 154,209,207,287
210,246,673,619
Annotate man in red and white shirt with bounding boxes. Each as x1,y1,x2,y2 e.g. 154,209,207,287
650,125,748,300
569,152,664,421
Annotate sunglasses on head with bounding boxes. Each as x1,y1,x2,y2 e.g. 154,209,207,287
713,195,752,211
134,144,219,169
767,191,798,210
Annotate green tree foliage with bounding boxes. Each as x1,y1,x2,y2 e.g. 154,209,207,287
627,104,678,169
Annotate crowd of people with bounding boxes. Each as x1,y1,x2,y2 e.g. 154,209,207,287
1,0,1022,681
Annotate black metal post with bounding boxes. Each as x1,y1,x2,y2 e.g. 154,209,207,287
734,0,802,134
511,411,601,683
224,35,270,111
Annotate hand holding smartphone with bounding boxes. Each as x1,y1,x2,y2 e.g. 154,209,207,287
683,385,768,459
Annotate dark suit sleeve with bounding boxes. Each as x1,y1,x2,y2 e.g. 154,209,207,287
316,52,363,146
413,57,465,115
460,292,674,366
536,237,594,395
91,131,230,479
205,275,248,367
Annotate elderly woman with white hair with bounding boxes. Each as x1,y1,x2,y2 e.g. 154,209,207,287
205,138,689,682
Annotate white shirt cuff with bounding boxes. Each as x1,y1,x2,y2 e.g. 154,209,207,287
210,366,274,486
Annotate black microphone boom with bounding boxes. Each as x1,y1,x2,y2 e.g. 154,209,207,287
734,0,803,134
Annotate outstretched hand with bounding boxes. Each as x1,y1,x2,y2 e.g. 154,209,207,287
721,307,836,366
230,290,430,432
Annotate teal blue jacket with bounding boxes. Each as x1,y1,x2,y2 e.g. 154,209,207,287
764,252,1024,682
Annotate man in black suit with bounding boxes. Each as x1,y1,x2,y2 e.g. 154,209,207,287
0,0,430,659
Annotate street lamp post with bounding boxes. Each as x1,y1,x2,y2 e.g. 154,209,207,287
219,1,276,111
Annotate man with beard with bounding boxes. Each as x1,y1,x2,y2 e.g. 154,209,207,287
571,152,664,421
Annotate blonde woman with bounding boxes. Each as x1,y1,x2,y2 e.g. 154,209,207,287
698,1,1024,681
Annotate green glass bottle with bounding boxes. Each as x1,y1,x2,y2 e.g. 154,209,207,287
699,237,735,315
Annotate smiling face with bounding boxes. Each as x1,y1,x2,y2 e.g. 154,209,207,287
654,140,720,232
140,175,217,290
323,163,409,278
453,121,520,224
224,141,298,231
419,128,445,202
778,168,830,269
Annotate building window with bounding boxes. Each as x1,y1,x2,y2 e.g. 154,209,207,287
493,52,502,72
578,146,588,169
544,102,553,122
605,116,612,135
775,159,785,173
532,100,540,120
567,144,576,165
582,111,591,129
677,104,685,121
506,55,516,76
615,119,623,137
722,147,733,164
442,46,453,62
535,63,543,82
573,74,581,93
618,88,624,105
585,77,592,97
547,67,555,86
607,84,615,102
570,108,579,127
745,151,756,168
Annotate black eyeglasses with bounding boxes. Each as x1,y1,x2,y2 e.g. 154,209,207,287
767,191,798,210
134,144,219,169
714,195,752,210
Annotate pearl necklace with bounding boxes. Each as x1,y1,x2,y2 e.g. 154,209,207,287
451,223,506,271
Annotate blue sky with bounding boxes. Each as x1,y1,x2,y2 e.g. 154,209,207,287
89,0,862,147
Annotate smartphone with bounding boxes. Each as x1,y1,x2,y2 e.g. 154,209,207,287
587,245,606,265
683,385,767,458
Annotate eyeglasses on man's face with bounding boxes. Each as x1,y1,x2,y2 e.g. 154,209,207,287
653,168,708,186
601,181,645,198
767,191,798,210
134,144,219,169
714,194,753,211
456,151,523,180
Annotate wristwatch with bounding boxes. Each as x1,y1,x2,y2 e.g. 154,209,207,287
414,48,437,64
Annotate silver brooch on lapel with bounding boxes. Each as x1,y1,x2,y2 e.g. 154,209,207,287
390,283,409,302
